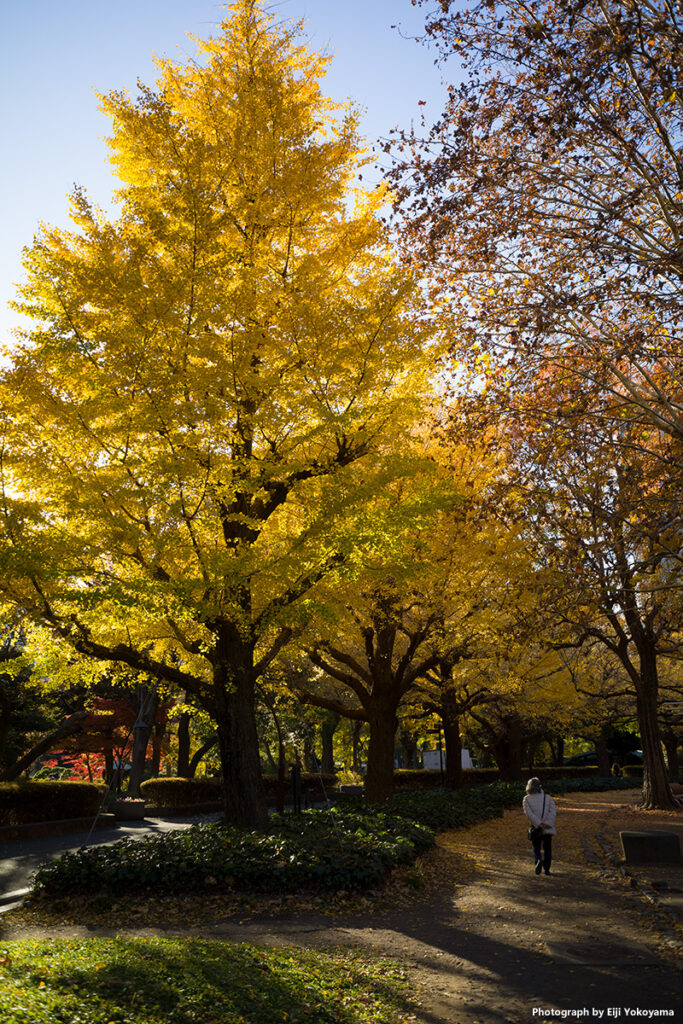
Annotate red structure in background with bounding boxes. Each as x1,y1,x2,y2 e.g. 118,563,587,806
34,697,170,787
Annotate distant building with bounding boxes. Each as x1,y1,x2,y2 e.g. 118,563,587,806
422,748,474,771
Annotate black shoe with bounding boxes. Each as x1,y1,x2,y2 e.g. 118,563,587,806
535,860,542,874
544,869,551,875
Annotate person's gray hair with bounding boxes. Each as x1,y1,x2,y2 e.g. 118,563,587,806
526,777,542,794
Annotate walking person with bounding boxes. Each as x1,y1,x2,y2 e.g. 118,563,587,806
523,777,557,875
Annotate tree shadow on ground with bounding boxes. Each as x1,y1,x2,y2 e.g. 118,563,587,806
361,878,681,1022
0,936,417,1024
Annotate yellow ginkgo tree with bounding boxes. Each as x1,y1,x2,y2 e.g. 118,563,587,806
0,1,433,825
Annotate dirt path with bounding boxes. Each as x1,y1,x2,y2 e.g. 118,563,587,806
2,790,682,1024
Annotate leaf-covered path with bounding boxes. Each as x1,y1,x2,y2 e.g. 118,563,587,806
3,790,682,1024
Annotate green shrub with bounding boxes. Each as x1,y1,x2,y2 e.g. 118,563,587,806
31,807,434,897
338,775,642,828
262,772,338,798
461,768,502,785
378,781,521,831
140,773,339,808
0,780,102,825
538,776,641,793
374,775,644,830
398,765,604,789
527,765,601,780
140,777,223,807
394,765,606,791
334,782,527,842
394,769,444,789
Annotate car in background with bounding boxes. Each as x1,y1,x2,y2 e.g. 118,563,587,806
563,749,643,767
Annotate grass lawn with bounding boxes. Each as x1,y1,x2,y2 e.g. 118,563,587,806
0,936,415,1023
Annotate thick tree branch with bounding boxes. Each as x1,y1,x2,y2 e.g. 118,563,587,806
295,688,367,721
0,710,88,781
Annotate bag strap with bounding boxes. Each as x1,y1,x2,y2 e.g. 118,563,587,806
540,793,546,824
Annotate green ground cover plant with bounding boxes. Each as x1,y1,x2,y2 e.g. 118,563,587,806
31,809,434,897
0,937,413,1024
344,777,642,832
29,777,644,900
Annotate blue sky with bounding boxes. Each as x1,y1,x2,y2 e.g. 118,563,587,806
0,1,452,348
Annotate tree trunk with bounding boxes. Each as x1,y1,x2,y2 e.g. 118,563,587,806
303,732,317,771
442,700,463,788
550,735,565,767
151,717,165,776
594,727,612,776
127,687,159,796
397,725,418,770
275,739,286,813
0,687,12,772
400,733,419,769
352,720,363,773
321,711,339,774
177,704,191,778
364,709,397,803
478,745,492,768
662,727,679,779
213,626,267,827
493,716,523,781
636,650,676,809
262,734,277,771
262,694,286,812
104,736,114,787
188,735,218,777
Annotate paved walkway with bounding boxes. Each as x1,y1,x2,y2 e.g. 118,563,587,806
1,791,681,1024
0,813,222,904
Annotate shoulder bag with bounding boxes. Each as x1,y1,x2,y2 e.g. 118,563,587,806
527,793,546,843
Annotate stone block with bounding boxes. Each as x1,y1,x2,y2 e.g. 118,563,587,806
620,830,682,864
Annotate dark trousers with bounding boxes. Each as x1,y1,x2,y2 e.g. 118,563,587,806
532,834,552,872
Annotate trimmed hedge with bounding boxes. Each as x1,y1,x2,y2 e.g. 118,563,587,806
263,772,338,799
140,773,339,808
0,780,102,825
462,768,502,785
522,766,603,781
397,765,603,789
140,777,222,807
548,776,642,792
394,769,444,789
403,768,501,786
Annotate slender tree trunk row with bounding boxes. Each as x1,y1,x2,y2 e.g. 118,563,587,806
636,648,675,809
594,728,612,777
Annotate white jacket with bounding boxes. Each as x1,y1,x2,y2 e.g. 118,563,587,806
523,790,557,836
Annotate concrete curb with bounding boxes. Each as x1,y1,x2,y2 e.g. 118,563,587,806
0,888,29,913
